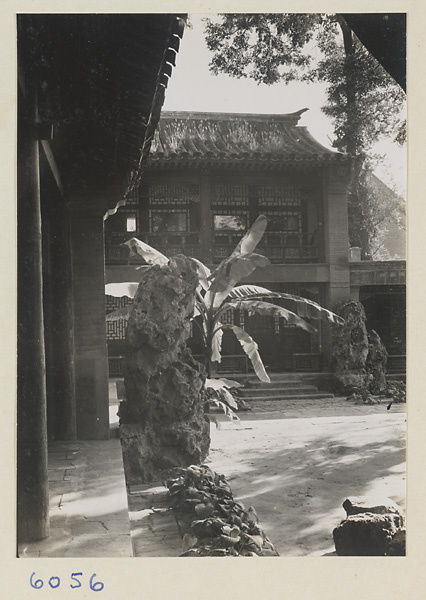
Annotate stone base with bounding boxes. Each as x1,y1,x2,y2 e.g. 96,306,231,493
120,420,210,485
332,372,367,396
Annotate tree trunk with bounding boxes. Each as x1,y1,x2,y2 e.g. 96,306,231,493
337,17,371,257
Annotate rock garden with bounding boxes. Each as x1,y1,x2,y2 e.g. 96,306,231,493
108,217,406,557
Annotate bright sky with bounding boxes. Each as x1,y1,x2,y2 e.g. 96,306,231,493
163,14,406,197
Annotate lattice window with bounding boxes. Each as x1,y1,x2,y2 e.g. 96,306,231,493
124,190,139,205
213,185,248,206
149,209,189,232
297,186,315,202
284,247,302,259
274,316,280,334
146,183,199,205
106,319,128,340
251,185,301,207
213,211,249,231
105,296,132,312
105,296,132,340
213,247,230,259
126,213,137,232
220,308,235,325
265,210,302,233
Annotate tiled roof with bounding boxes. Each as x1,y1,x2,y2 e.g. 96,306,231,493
148,110,349,166
21,14,186,196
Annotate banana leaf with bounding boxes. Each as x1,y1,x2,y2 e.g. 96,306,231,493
227,285,344,325
209,398,240,421
210,325,224,363
205,378,242,390
105,282,139,298
228,214,267,258
221,324,270,383
219,300,316,333
106,305,132,321
220,388,239,410
189,257,211,291
204,253,270,309
204,215,268,307
123,237,169,266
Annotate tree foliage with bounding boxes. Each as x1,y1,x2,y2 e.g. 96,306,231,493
204,14,406,257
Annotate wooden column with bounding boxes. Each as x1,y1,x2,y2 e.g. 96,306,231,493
322,163,352,367
17,83,50,542
42,191,77,441
70,200,110,440
199,172,213,265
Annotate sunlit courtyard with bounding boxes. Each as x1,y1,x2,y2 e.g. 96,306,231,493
208,401,405,555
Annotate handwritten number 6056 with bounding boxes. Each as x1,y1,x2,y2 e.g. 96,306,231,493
30,572,104,591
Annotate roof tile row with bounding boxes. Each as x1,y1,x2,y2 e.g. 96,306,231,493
148,111,349,165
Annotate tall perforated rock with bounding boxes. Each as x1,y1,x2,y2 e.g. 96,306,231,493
366,330,388,394
119,255,210,484
331,300,369,395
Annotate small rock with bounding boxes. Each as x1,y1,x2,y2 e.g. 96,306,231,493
343,497,403,520
387,529,406,556
333,512,404,556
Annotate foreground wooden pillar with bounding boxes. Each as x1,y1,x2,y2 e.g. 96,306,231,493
42,194,76,441
70,201,110,440
17,83,50,542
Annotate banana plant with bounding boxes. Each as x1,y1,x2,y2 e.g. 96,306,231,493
106,215,344,382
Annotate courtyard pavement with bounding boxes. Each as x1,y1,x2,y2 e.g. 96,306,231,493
126,396,405,557
17,389,406,558
18,438,133,558
207,398,406,556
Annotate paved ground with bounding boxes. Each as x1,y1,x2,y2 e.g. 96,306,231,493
207,398,406,556
18,439,133,558
126,396,406,557
19,391,405,558
239,395,406,419
127,484,182,557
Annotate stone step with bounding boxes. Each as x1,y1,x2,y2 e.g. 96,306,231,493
243,379,308,388
239,384,318,395
222,373,305,383
243,392,334,402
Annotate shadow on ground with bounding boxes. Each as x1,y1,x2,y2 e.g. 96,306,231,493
208,413,406,555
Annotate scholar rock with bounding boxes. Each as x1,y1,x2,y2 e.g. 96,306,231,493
119,255,210,484
333,496,405,556
343,496,403,520
333,512,404,556
366,330,388,394
331,300,369,395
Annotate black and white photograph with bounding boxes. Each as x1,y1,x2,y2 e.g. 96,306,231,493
9,5,418,595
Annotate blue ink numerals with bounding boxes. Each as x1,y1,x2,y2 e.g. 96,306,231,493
30,572,104,592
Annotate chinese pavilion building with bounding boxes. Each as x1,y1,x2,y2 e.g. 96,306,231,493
105,110,355,374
